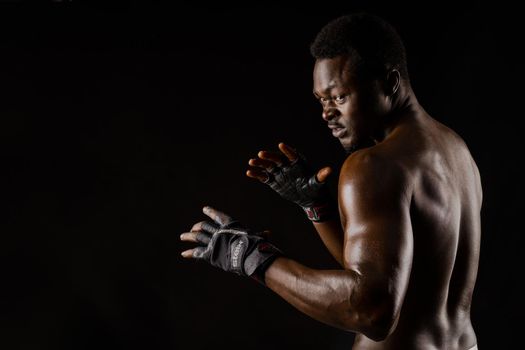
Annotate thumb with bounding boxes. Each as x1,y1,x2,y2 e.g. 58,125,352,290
316,166,332,183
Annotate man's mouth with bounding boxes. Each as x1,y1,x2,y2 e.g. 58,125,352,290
328,124,346,138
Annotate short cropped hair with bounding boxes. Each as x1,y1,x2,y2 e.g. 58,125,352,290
310,13,409,80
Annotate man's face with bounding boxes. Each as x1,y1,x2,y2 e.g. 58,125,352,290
313,56,388,154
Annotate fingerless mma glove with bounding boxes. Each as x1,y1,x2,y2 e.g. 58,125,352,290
264,155,335,222
192,220,281,284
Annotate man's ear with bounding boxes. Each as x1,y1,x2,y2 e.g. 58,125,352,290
385,69,400,96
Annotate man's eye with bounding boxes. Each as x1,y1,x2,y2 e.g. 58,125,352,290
334,95,346,104
319,97,328,104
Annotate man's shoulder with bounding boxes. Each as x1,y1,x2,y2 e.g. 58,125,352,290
340,147,411,189
341,148,381,175
338,147,413,208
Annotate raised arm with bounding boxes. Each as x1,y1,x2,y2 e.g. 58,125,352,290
246,142,345,266
264,152,414,340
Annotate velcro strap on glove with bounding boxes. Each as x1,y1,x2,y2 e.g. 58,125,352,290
302,202,337,222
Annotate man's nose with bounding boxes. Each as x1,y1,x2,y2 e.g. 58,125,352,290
322,106,338,121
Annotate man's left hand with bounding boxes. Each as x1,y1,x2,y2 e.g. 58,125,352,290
180,206,282,280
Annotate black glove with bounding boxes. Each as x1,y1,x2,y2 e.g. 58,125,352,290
264,154,335,222
182,207,282,284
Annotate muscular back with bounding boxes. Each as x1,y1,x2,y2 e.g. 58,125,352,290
348,112,482,349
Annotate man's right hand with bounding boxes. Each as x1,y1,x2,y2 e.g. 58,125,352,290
246,142,335,222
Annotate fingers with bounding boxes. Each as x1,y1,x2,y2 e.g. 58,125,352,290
278,142,298,162
258,150,286,167
180,226,211,259
181,247,206,259
181,249,194,258
247,143,296,181
181,208,236,260
191,220,219,234
248,158,275,171
202,206,234,226
316,166,332,183
180,231,212,245
246,168,270,182
247,157,275,183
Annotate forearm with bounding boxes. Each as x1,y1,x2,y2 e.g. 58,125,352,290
264,257,360,332
312,218,345,266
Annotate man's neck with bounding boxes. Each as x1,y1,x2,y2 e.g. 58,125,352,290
372,84,420,144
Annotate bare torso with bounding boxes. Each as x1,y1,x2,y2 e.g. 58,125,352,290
350,111,482,349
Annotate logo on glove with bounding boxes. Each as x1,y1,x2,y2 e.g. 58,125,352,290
231,240,245,268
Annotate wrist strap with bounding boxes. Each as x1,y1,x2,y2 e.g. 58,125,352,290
302,202,336,222
250,254,281,286
245,242,282,285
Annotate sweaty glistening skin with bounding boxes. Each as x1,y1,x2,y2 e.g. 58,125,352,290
181,28,481,350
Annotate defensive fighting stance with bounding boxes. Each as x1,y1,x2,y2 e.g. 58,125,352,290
180,13,481,349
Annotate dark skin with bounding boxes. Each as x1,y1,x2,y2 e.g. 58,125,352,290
182,55,481,349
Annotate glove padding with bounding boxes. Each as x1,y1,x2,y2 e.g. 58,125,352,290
264,154,334,221
191,219,281,281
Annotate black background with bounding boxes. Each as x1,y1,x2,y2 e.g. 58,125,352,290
1,1,522,349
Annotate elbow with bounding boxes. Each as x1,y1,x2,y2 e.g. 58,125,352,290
340,302,398,341
360,311,397,341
